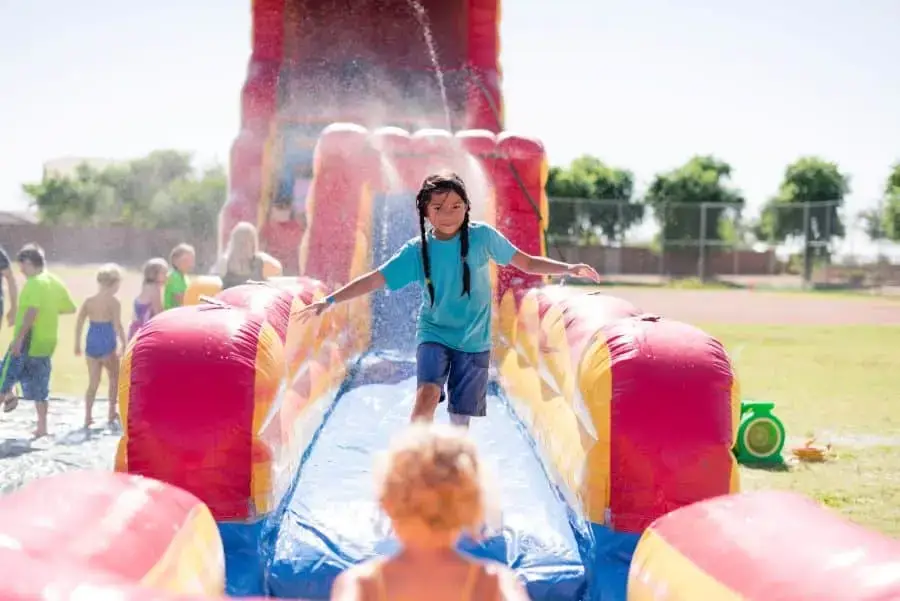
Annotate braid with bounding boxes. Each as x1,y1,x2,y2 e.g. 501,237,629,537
460,211,471,298
418,192,436,306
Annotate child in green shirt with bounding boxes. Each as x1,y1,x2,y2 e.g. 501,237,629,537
0,244,75,437
163,243,195,310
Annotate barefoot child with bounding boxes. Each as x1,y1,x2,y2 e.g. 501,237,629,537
75,264,127,427
163,243,195,310
330,423,529,601
0,244,76,437
298,172,601,428
129,257,167,339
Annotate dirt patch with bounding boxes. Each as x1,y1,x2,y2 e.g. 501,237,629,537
600,287,900,325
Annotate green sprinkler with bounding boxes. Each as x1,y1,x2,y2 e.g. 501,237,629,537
733,399,786,465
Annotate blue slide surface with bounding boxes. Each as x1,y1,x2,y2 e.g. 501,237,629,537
265,354,588,600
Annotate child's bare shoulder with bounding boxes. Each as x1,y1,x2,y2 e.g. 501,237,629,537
331,561,377,599
479,561,528,600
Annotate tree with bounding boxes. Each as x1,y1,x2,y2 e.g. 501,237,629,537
643,156,744,277
882,162,900,242
22,151,226,240
756,157,849,281
545,155,643,244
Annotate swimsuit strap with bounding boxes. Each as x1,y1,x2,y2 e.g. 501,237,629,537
460,563,480,601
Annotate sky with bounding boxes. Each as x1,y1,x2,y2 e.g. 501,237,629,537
1,0,899,253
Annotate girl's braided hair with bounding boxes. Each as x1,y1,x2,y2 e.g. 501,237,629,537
415,172,471,306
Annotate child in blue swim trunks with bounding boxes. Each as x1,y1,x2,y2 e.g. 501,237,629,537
75,264,127,428
0,244,76,438
299,172,600,427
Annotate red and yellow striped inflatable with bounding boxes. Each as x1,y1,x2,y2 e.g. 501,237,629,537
629,490,900,600
115,303,285,521
0,471,223,597
496,287,740,529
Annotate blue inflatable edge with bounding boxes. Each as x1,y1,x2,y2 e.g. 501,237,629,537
219,351,640,600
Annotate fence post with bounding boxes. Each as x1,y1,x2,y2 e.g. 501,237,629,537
659,203,667,280
698,202,707,280
802,201,812,287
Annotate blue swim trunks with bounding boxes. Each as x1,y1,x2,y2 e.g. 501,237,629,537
0,351,52,402
416,342,491,417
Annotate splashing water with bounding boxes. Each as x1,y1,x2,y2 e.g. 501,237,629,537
406,0,453,132
462,152,492,222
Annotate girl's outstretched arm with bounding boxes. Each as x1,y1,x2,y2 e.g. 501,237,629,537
298,270,386,319
509,251,601,282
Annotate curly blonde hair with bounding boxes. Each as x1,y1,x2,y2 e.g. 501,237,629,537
377,424,487,538
96,263,122,287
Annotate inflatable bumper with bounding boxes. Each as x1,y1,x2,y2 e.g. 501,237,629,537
629,490,900,600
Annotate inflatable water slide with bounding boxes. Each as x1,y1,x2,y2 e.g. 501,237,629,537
3,2,900,601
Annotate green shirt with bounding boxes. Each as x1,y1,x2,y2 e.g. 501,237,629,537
15,271,75,357
163,270,188,310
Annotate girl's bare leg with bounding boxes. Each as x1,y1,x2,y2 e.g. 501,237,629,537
84,358,102,428
104,355,120,423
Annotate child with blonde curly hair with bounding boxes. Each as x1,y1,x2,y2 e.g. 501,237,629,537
331,423,528,601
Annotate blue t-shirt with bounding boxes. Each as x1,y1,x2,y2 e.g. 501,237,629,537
379,221,518,353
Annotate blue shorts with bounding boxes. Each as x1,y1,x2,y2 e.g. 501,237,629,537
416,342,491,417
0,351,52,402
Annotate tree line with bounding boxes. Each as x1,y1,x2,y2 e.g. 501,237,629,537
22,149,900,253
23,150,225,240
546,155,900,248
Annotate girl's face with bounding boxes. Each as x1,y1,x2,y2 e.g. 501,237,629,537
156,269,167,285
425,190,467,238
176,252,195,273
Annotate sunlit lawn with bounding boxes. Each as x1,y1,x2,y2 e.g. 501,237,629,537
704,324,900,537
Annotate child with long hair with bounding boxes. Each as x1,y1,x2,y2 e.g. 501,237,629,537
299,172,600,427
129,257,168,339
213,221,282,289
74,263,127,428
330,423,529,601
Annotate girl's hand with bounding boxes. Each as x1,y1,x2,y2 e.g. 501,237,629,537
295,300,329,323
567,263,601,283
74,344,82,357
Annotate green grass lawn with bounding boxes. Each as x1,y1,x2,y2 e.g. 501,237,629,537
704,324,900,537
3,266,899,537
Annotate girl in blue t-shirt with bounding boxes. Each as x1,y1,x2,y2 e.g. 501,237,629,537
298,172,600,427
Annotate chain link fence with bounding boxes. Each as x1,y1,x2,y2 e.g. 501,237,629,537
547,197,900,288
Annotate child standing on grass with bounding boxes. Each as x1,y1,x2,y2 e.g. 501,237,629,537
75,264,127,428
164,243,195,310
0,244,76,438
298,172,600,428
129,257,168,339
